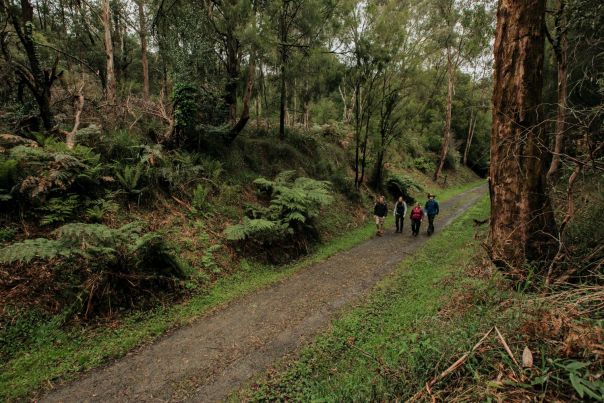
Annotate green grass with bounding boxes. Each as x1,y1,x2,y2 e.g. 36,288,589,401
0,180,484,401
237,195,516,402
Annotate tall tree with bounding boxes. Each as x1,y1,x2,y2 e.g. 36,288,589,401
101,0,116,103
137,0,150,100
545,0,568,180
0,0,59,130
489,0,556,268
432,0,492,181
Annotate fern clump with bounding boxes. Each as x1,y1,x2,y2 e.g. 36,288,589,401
386,174,423,203
224,171,332,262
0,222,186,318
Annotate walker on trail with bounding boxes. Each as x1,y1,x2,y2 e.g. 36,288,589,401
373,196,388,236
409,203,423,236
425,194,440,236
393,196,407,233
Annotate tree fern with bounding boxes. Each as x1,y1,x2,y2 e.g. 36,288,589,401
224,172,332,249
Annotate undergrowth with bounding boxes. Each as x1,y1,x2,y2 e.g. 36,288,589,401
0,181,482,401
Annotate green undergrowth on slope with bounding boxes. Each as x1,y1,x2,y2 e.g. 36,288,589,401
0,181,482,402
237,195,521,401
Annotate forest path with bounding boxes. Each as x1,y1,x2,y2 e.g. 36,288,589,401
43,184,487,403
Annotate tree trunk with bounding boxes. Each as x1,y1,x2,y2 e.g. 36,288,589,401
434,49,454,181
278,3,287,140
137,0,150,100
228,59,255,142
5,0,56,129
101,0,116,104
546,0,568,180
354,81,361,189
489,0,557,269
463,111,476,166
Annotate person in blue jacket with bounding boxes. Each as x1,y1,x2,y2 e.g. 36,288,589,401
424,193,440,236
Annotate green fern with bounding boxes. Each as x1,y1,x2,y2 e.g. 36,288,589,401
0,238,66,263
114,163,145,195
38,195,80,226
224,218,286,241
224,172,332,246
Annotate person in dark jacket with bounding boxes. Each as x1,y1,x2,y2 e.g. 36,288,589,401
424,193,440,235
409,202,424,236
393,196,407,233
373,195,388,236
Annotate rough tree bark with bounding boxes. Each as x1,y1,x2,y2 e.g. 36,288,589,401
545,0,568,180
101,0,117,104
137,0,150,100
434,48,454,181
489,0,557,269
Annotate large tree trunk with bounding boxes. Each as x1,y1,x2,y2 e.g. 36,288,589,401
434,49,454,181
489,0,557,269
101,0,116,104
546,0,568,180
137,0,150,100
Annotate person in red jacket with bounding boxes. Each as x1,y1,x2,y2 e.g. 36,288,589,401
409,202,424,236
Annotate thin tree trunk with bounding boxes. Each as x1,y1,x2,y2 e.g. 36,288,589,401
463,111,476,166
278,3,287,140
546,0,568,180
354,81,361,188
228,59,255,142
434,49,454,181
338,85,347,122
101,0,116,104
490,0,557,269
137,0,150,100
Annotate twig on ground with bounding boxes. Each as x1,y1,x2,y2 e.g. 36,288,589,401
408,327,494,402
495,326,521,374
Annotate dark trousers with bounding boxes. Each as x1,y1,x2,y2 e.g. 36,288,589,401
411,219,421,235
395,214,404,232
427,214,436,235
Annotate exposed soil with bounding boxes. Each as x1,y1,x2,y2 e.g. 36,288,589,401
42,184,487,403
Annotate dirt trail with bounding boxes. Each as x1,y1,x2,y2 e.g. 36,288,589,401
42,184,487,403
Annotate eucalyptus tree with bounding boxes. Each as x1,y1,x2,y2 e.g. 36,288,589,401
369,0,427,188
429,0,493,181
490,0,557,268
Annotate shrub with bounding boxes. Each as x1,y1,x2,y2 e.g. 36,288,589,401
7,140,103,204
386,174,423,203
0,222,186,318
413,156,436,173
191,183,211,214
224,171,333,262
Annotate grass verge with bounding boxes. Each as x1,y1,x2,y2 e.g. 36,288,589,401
236,195,520,401
0,180,484,401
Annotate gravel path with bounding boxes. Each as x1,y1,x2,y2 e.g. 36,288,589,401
42,184,487,403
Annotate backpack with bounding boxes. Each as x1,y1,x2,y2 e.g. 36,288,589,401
411,207,422,220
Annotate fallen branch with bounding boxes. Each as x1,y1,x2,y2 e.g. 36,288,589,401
494,325,520,370
408,327,494,402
